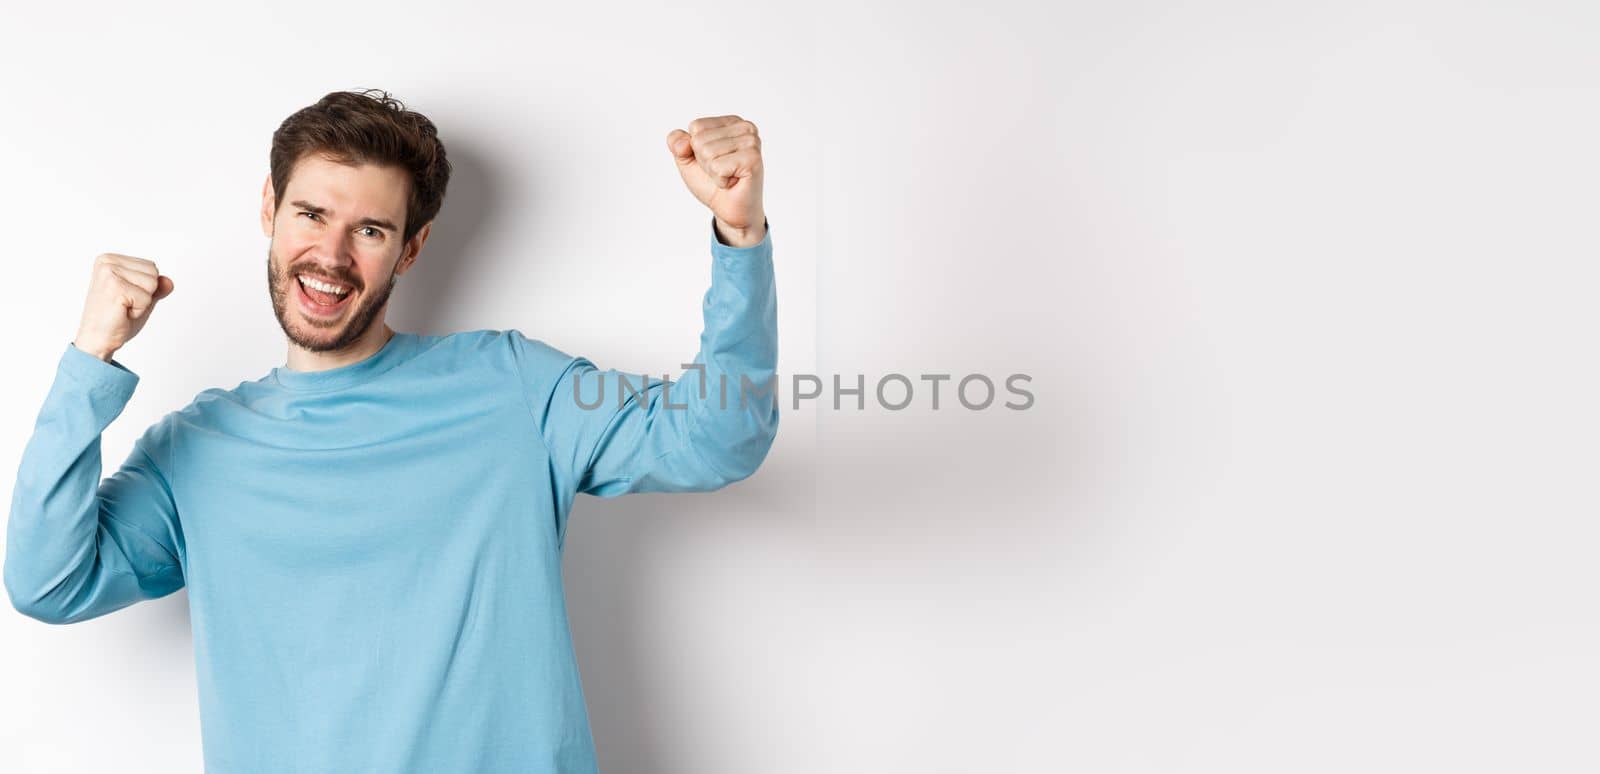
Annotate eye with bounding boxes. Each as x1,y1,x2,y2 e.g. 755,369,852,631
298,211,322,223
357,226,384,240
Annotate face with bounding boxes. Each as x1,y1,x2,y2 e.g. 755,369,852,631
260,153,431,353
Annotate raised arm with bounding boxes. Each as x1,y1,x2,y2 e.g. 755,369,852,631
5,344,186,624
5,252,184,624
507,114,778,552
513,216,779,505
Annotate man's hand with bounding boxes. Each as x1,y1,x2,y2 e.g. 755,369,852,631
666,115,766,247
73,253,175,362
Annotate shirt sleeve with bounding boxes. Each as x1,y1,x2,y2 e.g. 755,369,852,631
4,343,186,625
512,217,780,508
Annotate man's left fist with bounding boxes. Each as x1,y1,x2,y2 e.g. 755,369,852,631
667,115,766,247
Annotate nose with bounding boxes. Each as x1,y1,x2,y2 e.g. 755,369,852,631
306,225,355,279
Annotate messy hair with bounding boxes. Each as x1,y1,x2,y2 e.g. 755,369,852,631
270,88,451,244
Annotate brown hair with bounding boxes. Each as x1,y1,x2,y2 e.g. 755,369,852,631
269,88,451,244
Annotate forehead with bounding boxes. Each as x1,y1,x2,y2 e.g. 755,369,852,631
282,153,409,221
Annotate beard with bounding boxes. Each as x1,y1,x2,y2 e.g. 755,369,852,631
266,242,398,354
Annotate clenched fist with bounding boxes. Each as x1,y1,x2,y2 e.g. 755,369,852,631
73,253,175,362
666,115,766,247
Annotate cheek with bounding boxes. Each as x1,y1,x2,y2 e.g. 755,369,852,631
358,246,399,276
274,229,314,255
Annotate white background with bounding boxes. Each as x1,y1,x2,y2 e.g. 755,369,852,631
2,1,1597,772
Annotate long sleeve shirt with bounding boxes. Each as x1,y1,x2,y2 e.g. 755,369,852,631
3,219,778,773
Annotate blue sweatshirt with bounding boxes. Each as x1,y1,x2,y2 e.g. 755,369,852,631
4,220,777,773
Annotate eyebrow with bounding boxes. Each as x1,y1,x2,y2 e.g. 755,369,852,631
290,200,400,233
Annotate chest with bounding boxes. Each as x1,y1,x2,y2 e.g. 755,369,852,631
170,390,558,586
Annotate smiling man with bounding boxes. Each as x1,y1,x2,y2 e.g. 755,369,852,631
4,89,778,773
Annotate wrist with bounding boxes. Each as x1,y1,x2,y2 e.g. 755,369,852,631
73,339,115,362
714,216,768,248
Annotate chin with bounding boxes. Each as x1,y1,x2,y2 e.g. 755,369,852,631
289,322,359,353
272,292,363,354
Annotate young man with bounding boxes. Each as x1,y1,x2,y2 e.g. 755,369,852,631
4,89,777,772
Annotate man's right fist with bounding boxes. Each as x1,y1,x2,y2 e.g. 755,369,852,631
73,253,175,362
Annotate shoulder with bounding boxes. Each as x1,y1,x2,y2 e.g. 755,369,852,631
448,327,580,374
414,327,560,357
403,328,583,394
446,328,592,411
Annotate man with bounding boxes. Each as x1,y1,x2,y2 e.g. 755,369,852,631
4,89,778,772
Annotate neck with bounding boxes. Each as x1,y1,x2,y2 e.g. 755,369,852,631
285,323,396,373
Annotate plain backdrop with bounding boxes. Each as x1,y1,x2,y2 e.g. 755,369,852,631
2,1,1597,772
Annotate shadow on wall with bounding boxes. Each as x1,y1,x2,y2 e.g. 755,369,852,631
387,137,507,337
563,396,1077,772
563,445,816,773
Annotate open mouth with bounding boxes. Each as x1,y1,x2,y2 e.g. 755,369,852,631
294,274,354,317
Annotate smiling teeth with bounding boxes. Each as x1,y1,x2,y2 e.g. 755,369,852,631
299,275,350,295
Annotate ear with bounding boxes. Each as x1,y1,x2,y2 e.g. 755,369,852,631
259,174,276,237
394,221,433,277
